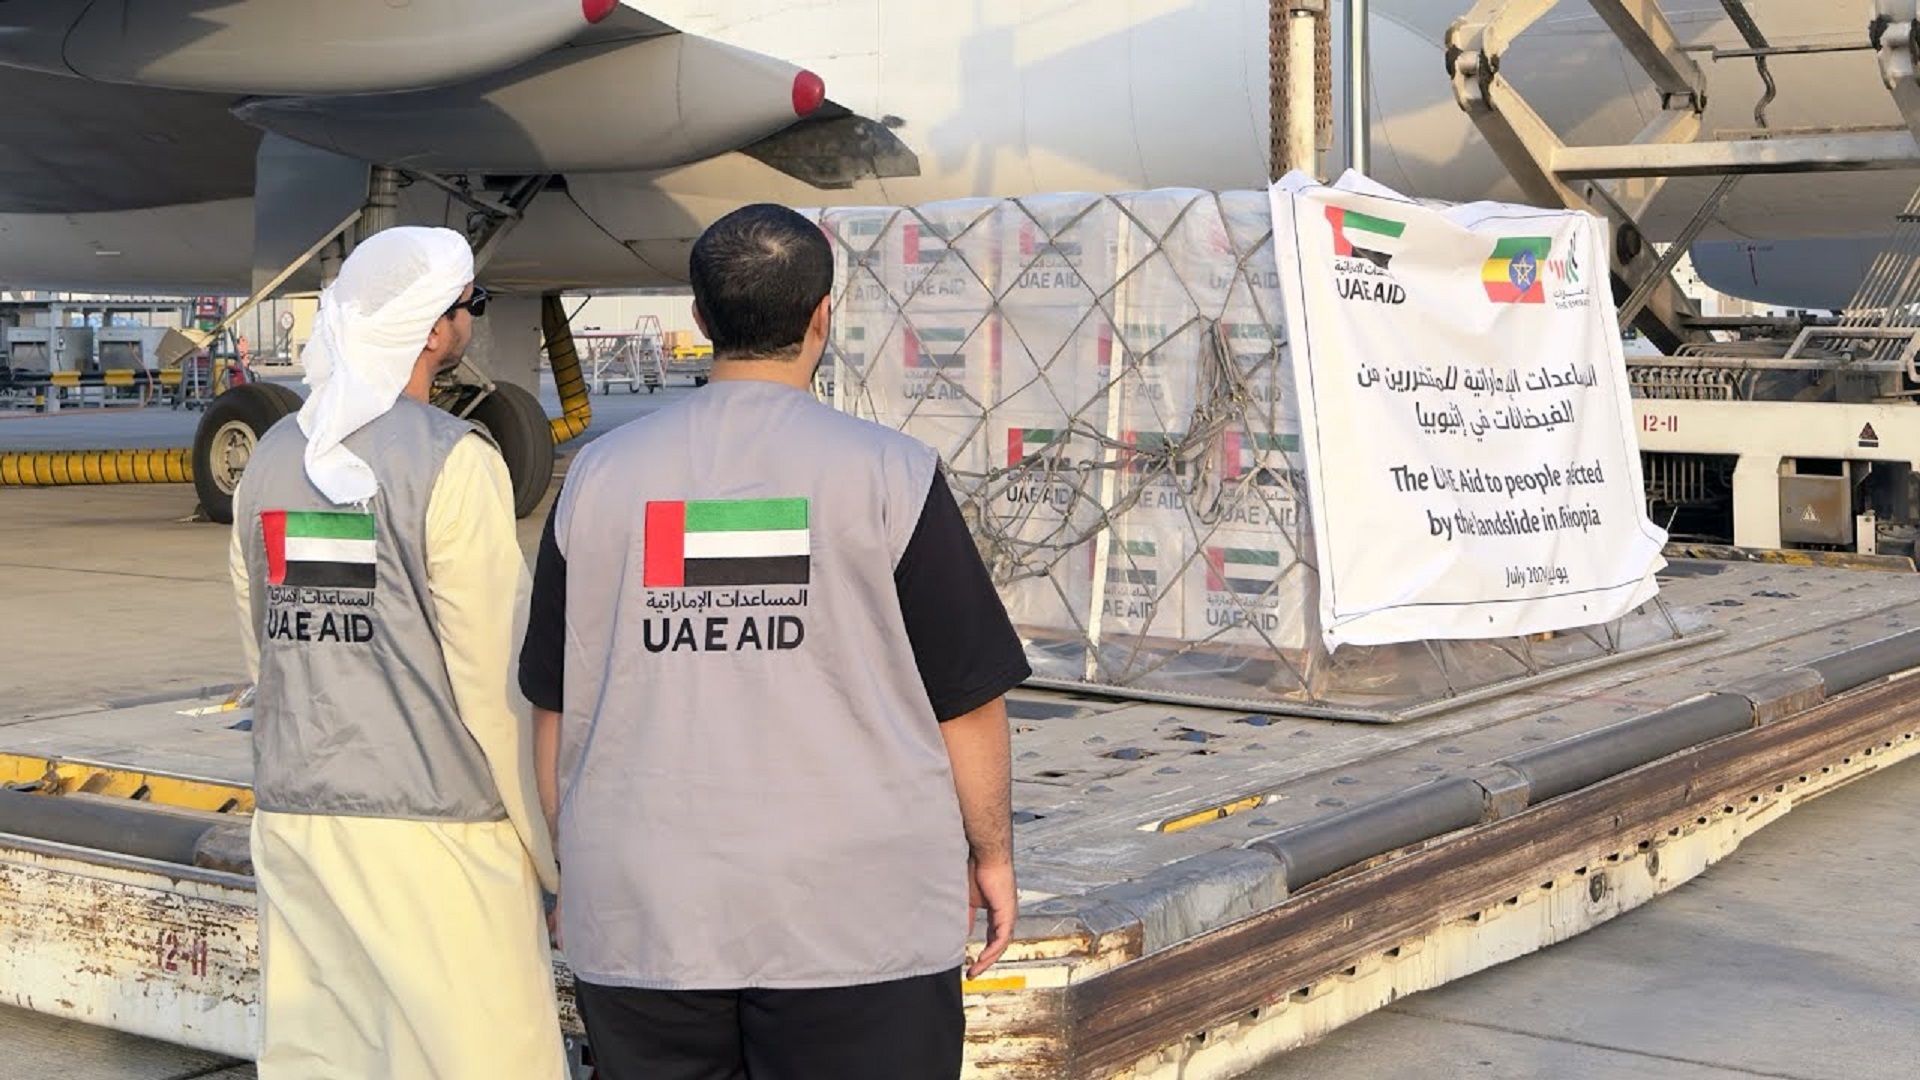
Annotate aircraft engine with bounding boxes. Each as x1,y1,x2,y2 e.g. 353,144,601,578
231,33,827,175
0,0,618,95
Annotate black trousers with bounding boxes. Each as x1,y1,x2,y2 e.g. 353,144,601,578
573,968,964,1080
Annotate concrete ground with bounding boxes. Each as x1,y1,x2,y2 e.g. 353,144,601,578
0,483,249,719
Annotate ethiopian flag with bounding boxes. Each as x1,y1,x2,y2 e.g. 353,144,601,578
262,510,376,589
1325,206,1406,269
1483,237,1551,303
644,497,811,588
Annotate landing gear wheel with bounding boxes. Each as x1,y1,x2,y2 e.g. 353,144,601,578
193,382,302,524
465,381,555,519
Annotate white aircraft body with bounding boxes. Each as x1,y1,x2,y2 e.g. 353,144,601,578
0,1,1904,311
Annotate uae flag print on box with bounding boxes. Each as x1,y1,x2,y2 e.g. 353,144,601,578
262,510,377,589
645,497,812,587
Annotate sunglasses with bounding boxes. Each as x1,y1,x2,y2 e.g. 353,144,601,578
448,285,490,319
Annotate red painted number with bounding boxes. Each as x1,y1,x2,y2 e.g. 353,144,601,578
155,929,210,978
1640,414,1679,434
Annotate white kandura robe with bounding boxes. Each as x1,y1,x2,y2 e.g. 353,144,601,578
232,435,566,1080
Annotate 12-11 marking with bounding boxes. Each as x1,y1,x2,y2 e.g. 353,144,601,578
155,928,209,978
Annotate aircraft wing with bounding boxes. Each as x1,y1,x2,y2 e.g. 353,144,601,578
0,64,259,214
0,1,913,218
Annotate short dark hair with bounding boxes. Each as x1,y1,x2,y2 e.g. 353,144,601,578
689,204,833,359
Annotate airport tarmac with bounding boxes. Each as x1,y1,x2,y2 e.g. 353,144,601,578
1,376,1916,1078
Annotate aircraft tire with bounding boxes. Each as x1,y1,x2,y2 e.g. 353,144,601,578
465,381,555,519
192,381,303,524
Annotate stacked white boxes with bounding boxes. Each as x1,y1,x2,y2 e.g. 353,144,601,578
983,196,1121,643
820,202,997,480
819,190,1311,689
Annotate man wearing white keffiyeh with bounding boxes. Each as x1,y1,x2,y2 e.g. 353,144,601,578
227,227,567,1080
298,226,475,504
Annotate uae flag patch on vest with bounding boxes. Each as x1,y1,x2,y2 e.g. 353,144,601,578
261,510,377,589
644,497,810,587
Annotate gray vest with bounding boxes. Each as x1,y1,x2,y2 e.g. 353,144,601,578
554,379,964,989
235,397,506,822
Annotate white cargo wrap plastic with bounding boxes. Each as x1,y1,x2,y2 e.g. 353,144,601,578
812,189,1702,720
1269,171,1670,649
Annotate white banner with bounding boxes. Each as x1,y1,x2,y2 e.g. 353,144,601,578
1270,171,1668,649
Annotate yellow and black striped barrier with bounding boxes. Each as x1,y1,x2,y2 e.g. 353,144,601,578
0,448,193,486
543,294,593,444
36,369,158,390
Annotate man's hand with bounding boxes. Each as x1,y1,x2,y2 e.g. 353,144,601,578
545,890,563,951
941,695,1016,979
967,855,1017,978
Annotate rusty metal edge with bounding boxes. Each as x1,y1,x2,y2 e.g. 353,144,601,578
1058,668,1920,1077
0,831,253,892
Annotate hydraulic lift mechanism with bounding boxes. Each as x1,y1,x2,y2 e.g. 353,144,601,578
1444,1,1920,560
1446,0,1714,354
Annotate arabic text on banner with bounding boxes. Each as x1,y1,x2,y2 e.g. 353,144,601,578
1268,171,1668,649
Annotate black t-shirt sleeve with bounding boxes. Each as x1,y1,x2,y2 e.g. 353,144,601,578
895,467,1033,721
518,496,567,713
